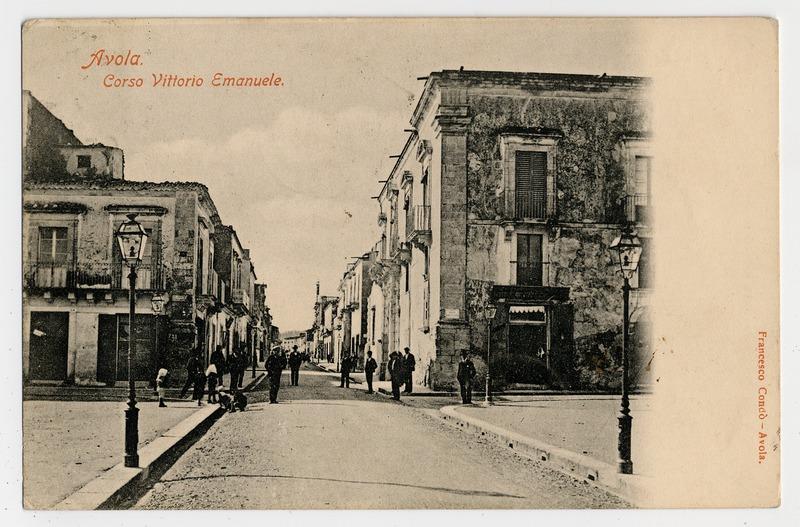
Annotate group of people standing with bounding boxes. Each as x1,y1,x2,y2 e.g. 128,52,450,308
165,344,251,409
265,344,308,403
387,347,416,400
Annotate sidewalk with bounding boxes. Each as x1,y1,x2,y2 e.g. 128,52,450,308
26,371,266,510
439,395,653,504
23,400,199,508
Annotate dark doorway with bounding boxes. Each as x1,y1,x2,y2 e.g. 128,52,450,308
506,324,549,384
29,311,69,381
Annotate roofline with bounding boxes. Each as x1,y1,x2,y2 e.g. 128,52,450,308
410,69,651,128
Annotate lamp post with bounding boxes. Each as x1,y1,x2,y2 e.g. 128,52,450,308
116,213,148,468
610,223,642,475
484,303,497,406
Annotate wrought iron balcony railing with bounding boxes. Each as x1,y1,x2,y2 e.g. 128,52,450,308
24,261,167,291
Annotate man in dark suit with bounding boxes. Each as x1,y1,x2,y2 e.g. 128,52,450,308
288,345,303,386
179,350,202,399
457,350,477,404
402,347,416,394
265,347,287,404
388,352,405,401
340,353,351,388
364,350,378,394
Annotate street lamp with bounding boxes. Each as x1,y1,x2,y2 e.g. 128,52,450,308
610,224,642,475
116,213,148,468
484,303,497,406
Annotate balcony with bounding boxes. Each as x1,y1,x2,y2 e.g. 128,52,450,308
514,191,547,219
407,205,431,247
391,241,411,264
231,287,251,312
25,261,166,291
510,261,552,287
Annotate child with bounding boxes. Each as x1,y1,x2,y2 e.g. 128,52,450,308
205,363,218,403
217,387,232,412
155,368,169,407
233,390,248,412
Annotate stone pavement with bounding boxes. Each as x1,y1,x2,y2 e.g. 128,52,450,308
450,395,652,475
23,400,199,508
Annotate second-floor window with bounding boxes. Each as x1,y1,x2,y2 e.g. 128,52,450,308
515,151,547,218
38,227,69,263
77,155,92,169
516,233,544,286
634,155,652,223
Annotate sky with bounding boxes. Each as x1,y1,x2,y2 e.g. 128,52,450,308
22,18,645,332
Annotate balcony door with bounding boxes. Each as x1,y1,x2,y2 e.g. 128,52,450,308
516,233,543,286
35,226,70,287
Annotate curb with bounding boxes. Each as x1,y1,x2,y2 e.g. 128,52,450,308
53,372,266,510
438,405,650,506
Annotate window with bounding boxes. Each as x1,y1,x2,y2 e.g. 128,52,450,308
77,155,92,169
634,155,652,222
38,227,69,263
516,234,543,286
636,238,652,289
515,151,547,218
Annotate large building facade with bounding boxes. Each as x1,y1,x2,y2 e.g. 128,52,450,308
22,92,274,386
369,70,653,390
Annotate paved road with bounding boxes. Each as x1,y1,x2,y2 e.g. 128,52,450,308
135,364,628,509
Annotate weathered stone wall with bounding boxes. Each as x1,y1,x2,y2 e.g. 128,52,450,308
466,93,649,223
462,89,650,390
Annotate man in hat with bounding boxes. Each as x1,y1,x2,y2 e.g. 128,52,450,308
339,352,352,388
364,350,378,394
457,350,477,404
388,351,405,401
265,347,287,403
402,347,416,394
288,345,303,386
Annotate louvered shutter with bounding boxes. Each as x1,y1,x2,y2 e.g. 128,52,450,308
515,151,547,218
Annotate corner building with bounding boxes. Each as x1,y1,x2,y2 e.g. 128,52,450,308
372,70,654,390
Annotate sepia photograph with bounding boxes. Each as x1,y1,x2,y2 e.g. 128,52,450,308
16,15,781,515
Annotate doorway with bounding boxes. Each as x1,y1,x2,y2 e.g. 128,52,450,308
29,311,69,381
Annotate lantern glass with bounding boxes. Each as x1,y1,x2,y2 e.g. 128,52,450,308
116,214,148,264
485,304,497,320
610,229,642,281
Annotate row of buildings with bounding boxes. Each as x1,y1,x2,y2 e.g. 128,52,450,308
22,91,279,386
312,70,654,390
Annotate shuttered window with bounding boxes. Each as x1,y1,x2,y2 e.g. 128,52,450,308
515,151,547,218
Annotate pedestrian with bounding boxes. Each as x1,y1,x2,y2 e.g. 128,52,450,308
210,345,226,382
205,363,219,403
288,345,302,386
155,367,169,407
340,353,351,388
364,350,378,394
457,350,477,404
388,351,404,401
192,363,207,406
179,350,202,398
266,347,286,404
228,347,240,393
402,347,416,394
237,346,248,389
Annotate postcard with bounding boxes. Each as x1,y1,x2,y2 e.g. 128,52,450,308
20,17,779,510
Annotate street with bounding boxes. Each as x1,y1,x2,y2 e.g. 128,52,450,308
135,364,629,509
